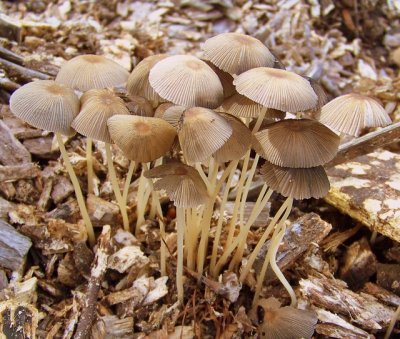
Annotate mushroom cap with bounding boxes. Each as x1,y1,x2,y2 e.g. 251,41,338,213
318,93,392,136
125,95,154,117
213,113,252,163
204,60,236,98
107,115,176,163
178,107,232,163
234,68,318,112
144,162,208,208
154,102,175,118
127,54,168,106
218,92,285,119
202,32,275,75
149,55,224,109
256,298,318,339
55,54,129,92
260,161,330,200
161,105,186,129
253,119,340,168
304,76,328,113
72,89,129,143
9,80,79,135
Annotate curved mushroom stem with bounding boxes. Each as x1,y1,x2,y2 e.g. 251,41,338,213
252,197,294,307
105,143,130,231
239,196,292,283
136,163,151,235
176,206,185,303
56,133,95,246
122,160,136,204
86,137,94,195
385,303,400,339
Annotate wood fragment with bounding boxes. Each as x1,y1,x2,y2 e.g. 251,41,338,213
0,163,40,182
74,225,111,339
0,120,31,165
339,237,377,290
0,46,23,65
0,57,51,81
0,301,39,338
376,263,400,296
87,194,119,227
107,245,149,274
0,219,32,271
362,283,400,308
92,315,134,339
0,14,21,42
0,77,20,92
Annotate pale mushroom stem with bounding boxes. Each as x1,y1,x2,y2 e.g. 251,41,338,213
212,185,273,278
176,206,185,302
384,303,400,339
105,143,130,231
149,157,163,219
252,197,294,307
210,160,239,272
56,133,95,246
239,196,292,283
122,161,136,203
86,137,94,194
135,164,149,235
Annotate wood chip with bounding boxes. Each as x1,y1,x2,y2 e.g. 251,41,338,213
376,263,400,295
0,120,31,165
0,163,40,182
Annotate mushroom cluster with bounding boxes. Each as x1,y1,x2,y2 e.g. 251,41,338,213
9,32,392,315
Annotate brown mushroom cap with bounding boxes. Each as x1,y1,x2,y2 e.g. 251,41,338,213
154,102,175,118
149,55,224,109
161,105,186,129
318,93,392,136
234,68,318,112
9,80,79,135
202,33,275,75
144,162,208,207
260,161,330,199
253,119,340,168
72,89,129,143
204,60,236,98
125,95,154,117
55,54,129,92
178,107,232,163
213,113,252,163
127,54,168,106
256,298,318,339
107,115,176,163
218,92,285,119
303,76,328,113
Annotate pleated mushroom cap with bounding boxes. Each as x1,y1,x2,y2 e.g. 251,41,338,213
144,162,208,208
260,162,330,199
234,68,318,112
161,105,185,129
204,61,236,98
149,55,224,109
304,76,328,112
256,298,317,339
127,54,168,106
55,54,129,92
318,93,392,136
154,103,174,118
253,119,340,168
178,107,232,163
9,80,79,136
125,95,154,117
202,33,275,75
107,115,176,163
72,89,129,143
218,92,285,119
213,113,252,163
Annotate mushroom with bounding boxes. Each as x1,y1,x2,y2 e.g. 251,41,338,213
144,161,208,302
9,80,95,245
253,297,317,339
149,55,224,109
127,54,169,107
107,114,177,233
72,89,131,230
318,93,392,136
55,54,129,92
125,95,154,117
202,32,275,75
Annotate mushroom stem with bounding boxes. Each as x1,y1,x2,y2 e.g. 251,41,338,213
239,196,292,283
135,164,149,235
252,108,267,133
384,303,400,339
56,133,95,246
212,185,273,277
195,163,211,190
252,197,294,307
176,206,185,302
105,143,130,231
210,160,239,272
186,207,202,270
122,161,136,203
149,157,163,219
86,137,94,194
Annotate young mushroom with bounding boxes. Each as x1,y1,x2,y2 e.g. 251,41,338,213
9,80,95,245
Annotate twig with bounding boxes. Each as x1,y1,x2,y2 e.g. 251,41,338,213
73,225,111,339
0,46,24,65
0,57,51,81
327,121,400,167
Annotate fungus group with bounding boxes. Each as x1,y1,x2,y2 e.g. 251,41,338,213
8,31,392,337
